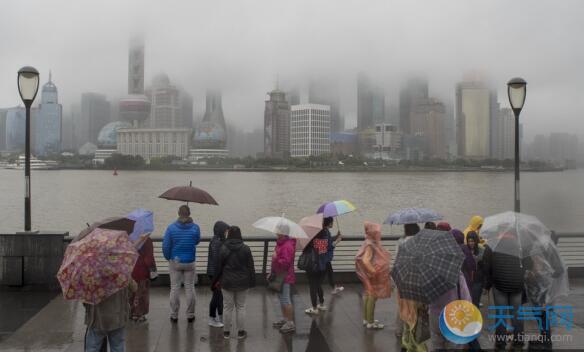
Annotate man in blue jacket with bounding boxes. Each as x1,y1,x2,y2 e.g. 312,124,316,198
163,205,201,323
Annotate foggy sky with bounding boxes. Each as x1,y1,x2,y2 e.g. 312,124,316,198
1,0,583,140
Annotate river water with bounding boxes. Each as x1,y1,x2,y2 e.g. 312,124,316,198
0,169,582,237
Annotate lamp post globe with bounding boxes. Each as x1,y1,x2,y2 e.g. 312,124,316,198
17,66,40,232
507,77,527,214
18,66,40,106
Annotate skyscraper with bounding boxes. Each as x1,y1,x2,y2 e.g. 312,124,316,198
264,88,291,158
0,108,7,150
78,93,111,146
455,75,496,159
34,72,62,155
309,78,343,132
491,107,515,160
128,37,145,95
290,104,330,158
357,73,385,131
399,77,428,134
146,74,182,128
410,98,447,159
193,90,227,149
5,107,27,152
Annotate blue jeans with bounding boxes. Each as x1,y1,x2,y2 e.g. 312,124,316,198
279,283,293,306
85,327,126,352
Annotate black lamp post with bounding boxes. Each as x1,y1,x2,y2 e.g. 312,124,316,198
507,77,527,213
17,66,40,232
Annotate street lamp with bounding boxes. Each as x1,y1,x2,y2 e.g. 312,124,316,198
507,77,527,213
17,66,40,232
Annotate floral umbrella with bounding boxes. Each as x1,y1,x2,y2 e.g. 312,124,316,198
57,228,138,305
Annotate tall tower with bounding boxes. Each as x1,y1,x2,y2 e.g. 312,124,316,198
264,88,291,158
193,90,227,149
128,37,145,95
399,77,429,134
357,73,385,131
34,71,62,155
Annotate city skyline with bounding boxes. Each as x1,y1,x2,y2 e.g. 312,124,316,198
1,0,583,142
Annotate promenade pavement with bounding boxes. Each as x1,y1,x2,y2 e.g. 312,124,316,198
1,282,583,351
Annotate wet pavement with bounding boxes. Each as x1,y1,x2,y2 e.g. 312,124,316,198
0,290,56,343
1,283,583,351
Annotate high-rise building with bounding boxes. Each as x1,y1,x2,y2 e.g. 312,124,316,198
491,107,515,160
193,90,227,150
399,77,428,134
357,73,385,131
76,93,111,146
34,72,62,156
0,108,7,150
5,107,27,152
290,104,330,158
374,124,402,159
181,91,194,129
410,98,447,159
309,78,343,132
145,74,182,128
549,133,578,162
455,76,496,159
128,37,145,95
264,89,291,158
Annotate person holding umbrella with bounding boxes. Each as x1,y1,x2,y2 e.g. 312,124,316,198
162,205,201,323
270,231,297,334
303,217,335,315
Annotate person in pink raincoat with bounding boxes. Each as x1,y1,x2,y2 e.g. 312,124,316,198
270,234,297,334
355,222,392,330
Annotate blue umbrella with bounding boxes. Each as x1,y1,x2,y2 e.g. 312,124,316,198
384,207,443,225
126,208,154,244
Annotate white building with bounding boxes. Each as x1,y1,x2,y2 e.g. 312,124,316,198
290,104,331,158
188,148,229,161
374,123,402,159
117,128,191,162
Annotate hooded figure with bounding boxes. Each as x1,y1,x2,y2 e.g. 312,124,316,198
207,221,230,279
451,229,476,290
356,222,392,299
463,215,484,243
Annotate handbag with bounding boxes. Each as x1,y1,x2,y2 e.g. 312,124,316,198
297,246,317,272
267,272,286,292
414,304,431,343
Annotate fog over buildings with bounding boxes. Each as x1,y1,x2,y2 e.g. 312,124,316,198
1,0,584,146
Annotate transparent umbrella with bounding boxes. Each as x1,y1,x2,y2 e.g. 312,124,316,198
252,216,309,239
480,211,554,258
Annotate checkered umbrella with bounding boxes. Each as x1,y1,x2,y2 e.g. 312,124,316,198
391,229,465,304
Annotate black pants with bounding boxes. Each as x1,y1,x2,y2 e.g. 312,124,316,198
325,262,335,288
307,271,325,308
209,288,223,318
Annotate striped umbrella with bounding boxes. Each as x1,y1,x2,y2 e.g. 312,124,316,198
316,200,357,231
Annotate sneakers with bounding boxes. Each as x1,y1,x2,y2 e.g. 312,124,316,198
209,317,224,328
317,304,328,311
273,319,287,328
237,330,247,340
366,322,385,330
279,321,296,334
305,307,320,315
362,319,379,326
332,286,345,295
223,331,230,340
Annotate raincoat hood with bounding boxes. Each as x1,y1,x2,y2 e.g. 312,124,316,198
467,216,484,232
213,221,230,240
177,216,194,225
224,238,245,251
437,222,451,231
451,229,465,244
364,222,382,242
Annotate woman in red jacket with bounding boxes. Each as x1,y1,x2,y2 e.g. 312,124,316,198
130,237,156,322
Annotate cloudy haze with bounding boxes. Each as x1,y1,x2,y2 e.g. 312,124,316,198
1,0,583,140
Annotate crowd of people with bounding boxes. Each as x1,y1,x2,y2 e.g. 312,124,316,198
82,206,565,352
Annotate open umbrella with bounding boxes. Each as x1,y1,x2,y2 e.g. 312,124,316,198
391,229,464,304
317,199,356,231
159,181,218,205
253,216,308,239
296,213,324,251
126,208,154,244
480,211,554,258
384,207,443,225
74,217,136,243
57,228,138,305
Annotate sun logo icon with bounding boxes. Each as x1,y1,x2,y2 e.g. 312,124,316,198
440,300,483,345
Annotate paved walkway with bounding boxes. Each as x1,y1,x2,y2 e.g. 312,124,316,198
1,283,584,351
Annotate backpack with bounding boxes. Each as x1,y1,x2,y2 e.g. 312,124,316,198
297,246,318,272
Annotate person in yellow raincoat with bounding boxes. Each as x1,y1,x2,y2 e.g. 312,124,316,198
463,215,484,243
355,222,392,330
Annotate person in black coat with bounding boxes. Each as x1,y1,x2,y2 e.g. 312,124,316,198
483,232,531,351
207,221,229,327
213,226,256,340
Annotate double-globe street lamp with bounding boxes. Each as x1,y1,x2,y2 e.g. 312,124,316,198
17,66,40,232
507,77,527,213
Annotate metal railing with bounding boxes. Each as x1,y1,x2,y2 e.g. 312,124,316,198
64,232,584,276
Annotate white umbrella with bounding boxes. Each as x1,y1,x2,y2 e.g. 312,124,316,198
252,216,309,239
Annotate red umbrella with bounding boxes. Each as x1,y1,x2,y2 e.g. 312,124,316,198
159,181,218,205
